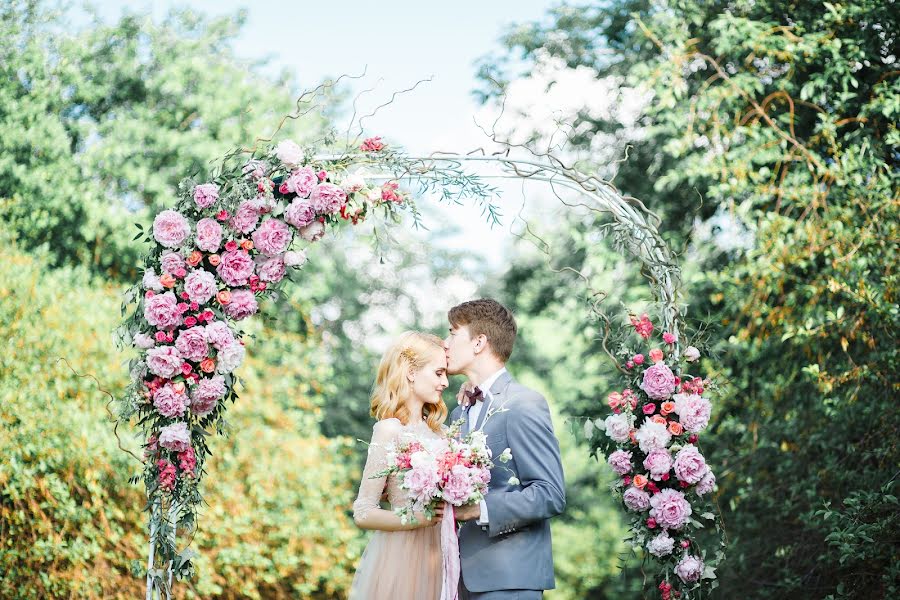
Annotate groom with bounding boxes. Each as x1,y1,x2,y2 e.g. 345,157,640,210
445,298,566,599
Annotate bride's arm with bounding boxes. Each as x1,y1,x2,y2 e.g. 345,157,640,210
352,419,438,532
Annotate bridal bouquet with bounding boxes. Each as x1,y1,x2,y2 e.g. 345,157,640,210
589,313,725,600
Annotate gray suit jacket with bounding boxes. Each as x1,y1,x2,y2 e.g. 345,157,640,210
450,371,566,593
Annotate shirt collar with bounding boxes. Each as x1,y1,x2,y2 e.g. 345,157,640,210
477,367,507,395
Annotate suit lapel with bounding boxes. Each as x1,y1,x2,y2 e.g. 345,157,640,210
475,371,513,431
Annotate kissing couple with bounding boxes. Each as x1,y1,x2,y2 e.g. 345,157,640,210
350,298,566,599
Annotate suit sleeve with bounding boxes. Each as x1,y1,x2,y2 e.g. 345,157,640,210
483,394,566,538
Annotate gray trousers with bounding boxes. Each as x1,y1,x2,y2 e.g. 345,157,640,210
459,581,543,600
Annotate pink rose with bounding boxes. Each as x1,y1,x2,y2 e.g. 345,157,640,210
662,332,676,344
256,256,285,283
144,292,182,329
310,183,346,214
648,348,664,363
159,422,191,452
153,210,191,248
224,289,258,320
145,345,183,379
216,250,255,286
174,326,209,362
193,183,219,209
230,200,261,235
623,486,651,511
204,321,235,350
153,383,188,418
675,554,703,583
283,167,317,197
642,403,656,415
251,218,292,257
632,354,645,365
607,450,633,475
648,488,692,530
300,221,325,242
196,218,223,253
673,446,709,484
284,199,316,229
643,448,673,480
191,375,226,417
640,363,677,400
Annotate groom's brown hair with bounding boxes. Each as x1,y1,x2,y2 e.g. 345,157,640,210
448,298,517,362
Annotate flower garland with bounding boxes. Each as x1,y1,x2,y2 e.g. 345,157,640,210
589,313,726,599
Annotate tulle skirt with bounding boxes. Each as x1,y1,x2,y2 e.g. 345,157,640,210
349,525,442,600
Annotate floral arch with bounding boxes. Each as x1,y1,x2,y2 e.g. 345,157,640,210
119,126,722,600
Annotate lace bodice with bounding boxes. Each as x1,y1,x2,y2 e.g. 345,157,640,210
352,418,446,522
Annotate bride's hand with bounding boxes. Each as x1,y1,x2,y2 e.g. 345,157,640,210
413,503,446,528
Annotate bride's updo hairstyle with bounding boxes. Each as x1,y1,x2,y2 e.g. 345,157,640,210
370,331,447,433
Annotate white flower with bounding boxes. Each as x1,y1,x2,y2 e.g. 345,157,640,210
365,187,382,202
468,430,487,449
300,221,325,242
508,476,520,486
142,269,163,292
273,140,304,167
498,448,512,463
584,419,595,439
634,420,672,453
216,341,245,374
283,250,307,268
133,333,155,349
684,346,701,362
604,413,632,443
341,169,368,193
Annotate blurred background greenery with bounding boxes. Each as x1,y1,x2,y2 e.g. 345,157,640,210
0,1,896,598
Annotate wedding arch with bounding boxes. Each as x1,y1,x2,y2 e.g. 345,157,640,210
117,91,723,600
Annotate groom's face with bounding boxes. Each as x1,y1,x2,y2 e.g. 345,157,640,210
443,323,476,375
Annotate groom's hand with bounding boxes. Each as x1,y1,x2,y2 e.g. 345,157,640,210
457,382,475,406
454,503,481,522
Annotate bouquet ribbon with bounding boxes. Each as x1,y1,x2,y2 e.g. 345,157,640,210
440,504,460,600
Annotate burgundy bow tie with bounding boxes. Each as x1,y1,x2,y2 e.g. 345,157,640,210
464,386,484,408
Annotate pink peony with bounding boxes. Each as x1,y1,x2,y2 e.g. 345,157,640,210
191,375,226,417
193,183,219,209
224,289,258,320
133,333,155,349
299,221,325,242
441,464,474,505
673,446,709,484
623,486,651,511
274,139,304,167
174,326,209,362
204,321,235,350
142,269,163,292
309,183,346,214
157,460,177,491
145,345,183,378
256,256,285,283
283,167,317,197
183,269,217,305
607,450,633,475
160,252,185,274
695,470,716,496
604,413,632,443
640,363,677,400
673,393,712,433
675,554,704,583
643,448,674,480
252,218,292,257
159,422,191,452
649,488,692,530
230,200,261,234
153,383,188,418
647,531,675,557
153,210,191,248
196,217,223,253
216,341,245,373
144,291,183,329
634,420,672,454
216,250,255,286
284,199,316,228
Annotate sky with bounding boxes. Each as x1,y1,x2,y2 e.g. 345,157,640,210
85,1,562,269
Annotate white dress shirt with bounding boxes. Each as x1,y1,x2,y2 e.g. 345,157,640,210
467,367,507,526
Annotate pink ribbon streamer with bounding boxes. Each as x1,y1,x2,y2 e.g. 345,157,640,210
440,504,460,600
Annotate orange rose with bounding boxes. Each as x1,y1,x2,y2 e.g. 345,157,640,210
651,415,667,425
208,254,221,266
668,421,684,436
661,401,676,416
649,348,664,363
187,251,203,266
607,392,622,409
240,239,253,251
629,430,638,444
216,290,232,305
159,273,176,288
633,474,648,488
200,358,216,373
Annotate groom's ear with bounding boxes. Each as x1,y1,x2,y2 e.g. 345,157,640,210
473,333,489,354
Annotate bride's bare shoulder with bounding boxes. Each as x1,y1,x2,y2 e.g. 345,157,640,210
373,417,403,434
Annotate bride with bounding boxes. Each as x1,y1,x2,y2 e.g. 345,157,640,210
350,331,450,600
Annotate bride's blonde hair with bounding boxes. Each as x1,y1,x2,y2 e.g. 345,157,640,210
370,331,448,433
